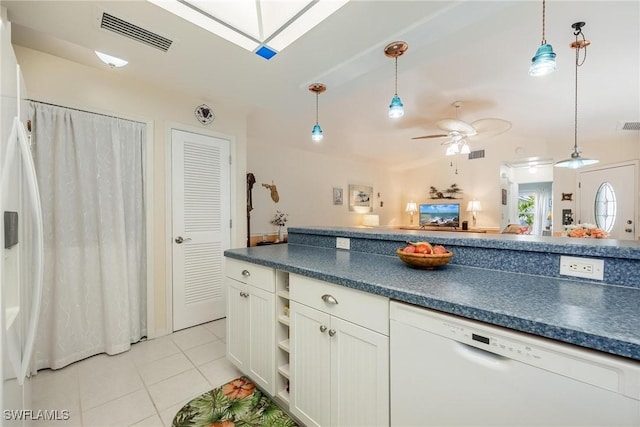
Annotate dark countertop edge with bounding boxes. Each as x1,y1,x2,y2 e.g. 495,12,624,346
287,226,640,259
224,249,640,361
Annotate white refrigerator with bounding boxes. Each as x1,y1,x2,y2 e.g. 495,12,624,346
1,7,44,426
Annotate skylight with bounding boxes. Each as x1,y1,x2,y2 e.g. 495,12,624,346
147,0,349,59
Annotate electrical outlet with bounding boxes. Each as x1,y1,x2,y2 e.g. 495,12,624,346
559,256,604,280
336,237,350,250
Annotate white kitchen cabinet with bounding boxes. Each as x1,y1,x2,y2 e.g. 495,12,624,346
290,274,389,427
225,259,276,395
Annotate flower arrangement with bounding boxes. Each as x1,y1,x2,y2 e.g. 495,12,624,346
270,210,288,227
562,223,608,239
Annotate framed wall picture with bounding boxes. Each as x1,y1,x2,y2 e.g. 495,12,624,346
348,184,373,212
333,187,343,205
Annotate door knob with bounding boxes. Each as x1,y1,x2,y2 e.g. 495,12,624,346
175,236,192,244
328,329,336,337
320,325,327,333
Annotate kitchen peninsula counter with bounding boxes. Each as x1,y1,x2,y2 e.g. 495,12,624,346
224,227,640,361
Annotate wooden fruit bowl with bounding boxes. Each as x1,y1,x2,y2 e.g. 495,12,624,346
396,248,453,269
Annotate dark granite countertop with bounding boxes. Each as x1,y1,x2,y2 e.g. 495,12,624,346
224,243,640,361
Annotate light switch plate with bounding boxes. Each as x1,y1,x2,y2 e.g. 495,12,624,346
336,237,350,250
559,256,604,281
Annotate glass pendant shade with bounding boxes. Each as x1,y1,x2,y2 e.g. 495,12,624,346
388,95,404,118
555,149,599,169
460,142,471,154
529,43,557,76
311,123,323,142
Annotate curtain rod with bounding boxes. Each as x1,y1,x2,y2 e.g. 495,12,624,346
26,99,146,125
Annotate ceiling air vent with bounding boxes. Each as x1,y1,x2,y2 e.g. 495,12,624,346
621,121,640,131
100,12,173,52
468,149,485,160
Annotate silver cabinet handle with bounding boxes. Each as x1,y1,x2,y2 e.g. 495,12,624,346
321,294,338,304
320,325,327,333
175,236,192,244
328,329,336,337
241,270,251,277
239,291,249,298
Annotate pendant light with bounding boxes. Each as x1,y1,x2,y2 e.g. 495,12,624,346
529,0,556,76
555,22,598,169
384,41,408,118
308,83,326,142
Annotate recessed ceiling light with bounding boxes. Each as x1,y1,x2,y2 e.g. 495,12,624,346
95,51,128,68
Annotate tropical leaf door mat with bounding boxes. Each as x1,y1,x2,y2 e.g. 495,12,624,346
172,376,298,427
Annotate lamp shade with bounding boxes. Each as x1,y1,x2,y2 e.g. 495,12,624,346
388,95,404,118
467,200,482,212
529,43,556,76
311,123,323,142
362,214,380,227
405,202,418,214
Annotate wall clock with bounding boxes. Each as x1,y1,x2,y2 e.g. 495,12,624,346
195,104,214,125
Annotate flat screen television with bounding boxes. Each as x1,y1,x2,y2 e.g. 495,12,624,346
419,203,460,228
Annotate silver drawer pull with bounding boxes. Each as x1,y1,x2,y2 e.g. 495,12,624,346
321,294,338,304
320,325,327,333
241,270,251,277
328,329,336,337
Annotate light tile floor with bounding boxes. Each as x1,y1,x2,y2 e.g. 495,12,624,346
31,318,242,427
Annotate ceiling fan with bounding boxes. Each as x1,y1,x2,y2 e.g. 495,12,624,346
412,101,511,155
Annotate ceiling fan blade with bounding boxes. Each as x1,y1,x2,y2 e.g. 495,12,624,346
470,118,512,138
436,118,477,136
411,134,449,140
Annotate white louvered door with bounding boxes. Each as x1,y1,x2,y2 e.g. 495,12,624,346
172,129,230,331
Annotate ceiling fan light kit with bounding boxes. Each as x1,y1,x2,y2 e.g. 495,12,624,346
412,101,511,157
529,0,556,77
555,22,598,169
384,41,408,119
309,83,327,142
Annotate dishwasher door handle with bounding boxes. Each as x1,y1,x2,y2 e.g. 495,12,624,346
455,342,510,370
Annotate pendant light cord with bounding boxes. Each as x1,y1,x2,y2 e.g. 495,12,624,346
541,0,547,44
573,26,588,151
315,92,319,124
394,57,399,96
573,34,579,151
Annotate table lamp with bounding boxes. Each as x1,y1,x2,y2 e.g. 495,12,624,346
405,201,418,225
467,200,482,227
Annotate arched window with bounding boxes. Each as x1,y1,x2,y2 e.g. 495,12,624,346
594,182,616,232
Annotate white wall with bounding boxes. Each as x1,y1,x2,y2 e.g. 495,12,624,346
13,46,248,334
246,133,401,238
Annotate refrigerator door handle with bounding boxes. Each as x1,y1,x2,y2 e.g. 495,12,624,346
1,117,44,384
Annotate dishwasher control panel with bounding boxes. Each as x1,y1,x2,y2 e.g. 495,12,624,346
446,322,543,361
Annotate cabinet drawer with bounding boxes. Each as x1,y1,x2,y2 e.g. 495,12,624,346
225,258,275,293
290,274,389,335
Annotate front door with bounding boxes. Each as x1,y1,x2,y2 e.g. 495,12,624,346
578,162,637,240
171,129,230,331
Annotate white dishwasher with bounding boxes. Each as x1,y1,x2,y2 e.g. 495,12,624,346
390,301,640,426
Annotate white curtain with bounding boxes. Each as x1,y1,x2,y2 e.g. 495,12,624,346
533,189,550,236
30,102,146,370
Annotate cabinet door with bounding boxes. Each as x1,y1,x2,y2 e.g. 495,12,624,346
290,302,331,427
226,278,249,369
330,316,389,427
248,286,275,395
